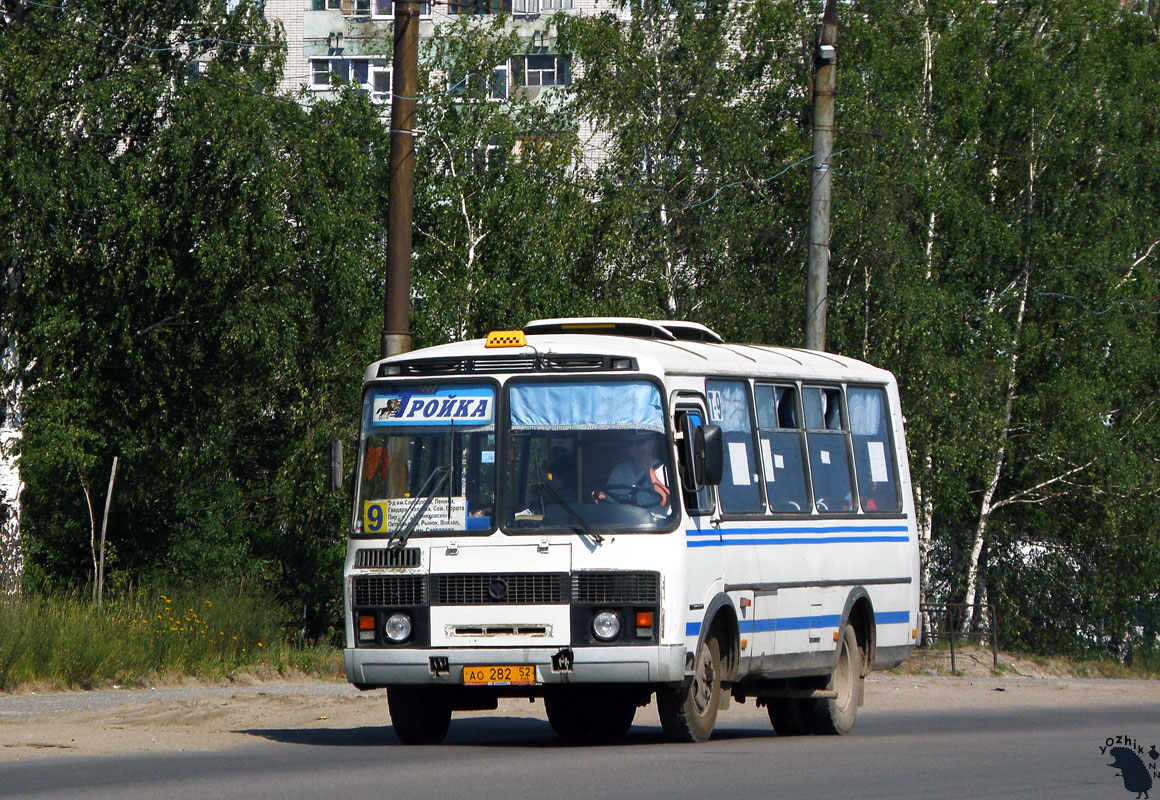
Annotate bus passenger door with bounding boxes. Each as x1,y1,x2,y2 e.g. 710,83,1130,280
673,400,723,650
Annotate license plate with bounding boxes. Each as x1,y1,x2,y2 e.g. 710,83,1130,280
462,665,537,686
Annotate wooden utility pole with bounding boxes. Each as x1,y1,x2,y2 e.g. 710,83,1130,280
383,0,420,359
805,0,837,352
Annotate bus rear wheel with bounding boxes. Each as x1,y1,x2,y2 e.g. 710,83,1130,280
658,635,723,743
803,623,862,735
388,686,452,745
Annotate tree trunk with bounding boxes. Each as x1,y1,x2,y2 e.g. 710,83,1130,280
915,459,935,644
0,331,23,597
963,98,1042,630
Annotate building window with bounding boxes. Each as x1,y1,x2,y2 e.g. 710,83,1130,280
449,66,508,101
468,141,508,173
310,57,392,104
371,62,392,103
312,57,344,87
512,54,571,87
448,0,512,14
489,65,508,100
371,0,432,17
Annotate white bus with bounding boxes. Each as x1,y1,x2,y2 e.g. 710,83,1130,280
332,317,919,744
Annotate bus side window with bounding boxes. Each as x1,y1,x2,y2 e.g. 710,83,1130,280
675,408,714,516
707,380,764,513
848,386,901,512
803,386,855,513
755,384,810,513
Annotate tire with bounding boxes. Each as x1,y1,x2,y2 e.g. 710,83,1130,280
658,636,723,743
545,692,588,741
767,698,806,736
387,686,452,745
586,695,636,740
545,690,637,742
803,624,862,735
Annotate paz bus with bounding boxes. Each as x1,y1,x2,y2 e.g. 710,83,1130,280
330,317,919,744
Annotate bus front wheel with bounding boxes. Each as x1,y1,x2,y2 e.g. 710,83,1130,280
388,686,452,745
658,635,723,743
545,689,637,742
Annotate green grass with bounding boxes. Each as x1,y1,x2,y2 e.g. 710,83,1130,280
0,592,342,692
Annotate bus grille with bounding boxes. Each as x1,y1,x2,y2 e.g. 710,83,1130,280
353,575,427,606
354,547,421,569
432,573,568,605
572,571,660,604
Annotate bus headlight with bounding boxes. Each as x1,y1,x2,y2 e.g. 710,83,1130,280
592,611,621,641
384,613,413,643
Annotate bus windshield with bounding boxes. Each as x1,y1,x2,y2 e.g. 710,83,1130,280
355,383,496,538
503,379,678,534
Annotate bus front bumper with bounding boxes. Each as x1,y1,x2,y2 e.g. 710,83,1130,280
345,644,687,687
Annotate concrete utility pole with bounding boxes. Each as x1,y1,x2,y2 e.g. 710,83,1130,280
804,0,837,352
383,0,420,360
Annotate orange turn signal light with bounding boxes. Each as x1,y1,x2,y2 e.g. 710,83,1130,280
635,611,654,628
358,614,375,631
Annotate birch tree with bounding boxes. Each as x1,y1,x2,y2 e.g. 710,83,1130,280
410,17,609,344
557,0,810,324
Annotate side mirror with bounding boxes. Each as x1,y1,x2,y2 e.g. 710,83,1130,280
695,424,724,487
326,438,344,496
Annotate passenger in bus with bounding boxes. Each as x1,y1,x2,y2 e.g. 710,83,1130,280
592,432,671,510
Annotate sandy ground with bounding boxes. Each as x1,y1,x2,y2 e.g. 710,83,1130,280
2,671,1157,762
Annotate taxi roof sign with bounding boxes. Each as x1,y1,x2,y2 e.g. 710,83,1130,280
485,330,527,348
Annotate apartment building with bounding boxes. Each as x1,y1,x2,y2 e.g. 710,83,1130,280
263,0,603,106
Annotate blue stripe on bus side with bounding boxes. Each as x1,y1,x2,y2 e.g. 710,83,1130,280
685,610,910,638
688,536,909,547
686,525,910,537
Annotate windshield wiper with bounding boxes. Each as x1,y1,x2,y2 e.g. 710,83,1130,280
536,479,604,544
388,465,452,550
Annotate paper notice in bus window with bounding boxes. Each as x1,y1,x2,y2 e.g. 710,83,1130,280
362,497,467,534
820,450,831,465
774,454,785,469
867,441,889,483
727,442,751,485
760,439,775,481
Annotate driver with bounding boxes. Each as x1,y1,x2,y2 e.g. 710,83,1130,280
593,432,671,509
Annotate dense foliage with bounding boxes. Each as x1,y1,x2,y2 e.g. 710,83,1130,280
2,0,1157,657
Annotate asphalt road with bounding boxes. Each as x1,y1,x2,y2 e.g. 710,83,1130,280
2,699,1156,799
